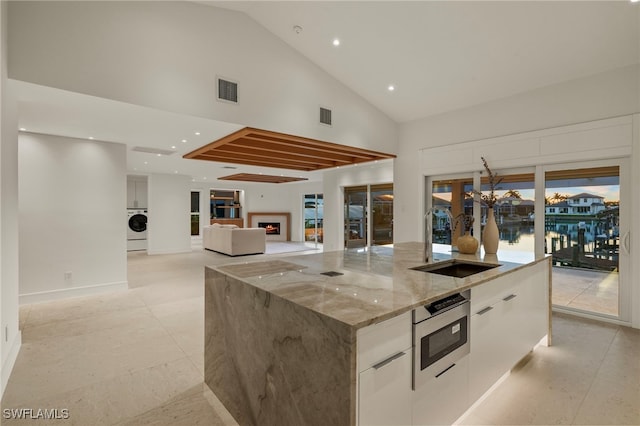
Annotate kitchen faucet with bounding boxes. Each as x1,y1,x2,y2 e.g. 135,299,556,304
424,207,454,262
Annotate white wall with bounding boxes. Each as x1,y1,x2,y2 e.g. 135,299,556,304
190,180,323,242
147,173,191,255
0,0,21,397
322,161,394,252
7,1,397,155
18,133,127,303
395,65,640,244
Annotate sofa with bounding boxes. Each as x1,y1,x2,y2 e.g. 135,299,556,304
203,223,266,256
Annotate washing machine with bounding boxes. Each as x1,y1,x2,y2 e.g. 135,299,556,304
127,209,148,251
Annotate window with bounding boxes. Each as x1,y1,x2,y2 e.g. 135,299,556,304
191,191,200,236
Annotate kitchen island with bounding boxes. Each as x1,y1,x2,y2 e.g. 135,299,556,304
204,242,550,426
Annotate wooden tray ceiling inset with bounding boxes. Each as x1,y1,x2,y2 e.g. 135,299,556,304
218,173,308,184
183,127,396,171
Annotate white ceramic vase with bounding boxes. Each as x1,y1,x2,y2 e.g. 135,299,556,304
483,207,499,255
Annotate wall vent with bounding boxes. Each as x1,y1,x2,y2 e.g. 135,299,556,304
132,146,176,156
218,78,238,103
319,107,332,126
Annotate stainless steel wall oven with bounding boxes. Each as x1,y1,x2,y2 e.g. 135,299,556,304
412,291,470,389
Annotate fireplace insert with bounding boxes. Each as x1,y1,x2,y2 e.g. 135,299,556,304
258,222,280,235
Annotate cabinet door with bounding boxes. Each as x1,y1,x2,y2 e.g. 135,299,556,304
412,355,469,426
359,350,412,426
468,301,508,403
135,180,148,208
127,180,136,208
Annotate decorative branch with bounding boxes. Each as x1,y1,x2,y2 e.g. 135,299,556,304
453,213,474,235
473,156,503,208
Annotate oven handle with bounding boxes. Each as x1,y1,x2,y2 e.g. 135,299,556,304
435,363,456,378
372,351,406,370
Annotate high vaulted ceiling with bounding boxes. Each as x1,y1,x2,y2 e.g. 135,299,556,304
212,1,639,122
12,1,640,182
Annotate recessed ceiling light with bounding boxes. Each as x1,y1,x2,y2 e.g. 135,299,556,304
387,85,395,92
631,0,639,3
182,139,187,143
19,127,26,131
156,154,161,157
144,161,148,165
195,132,200,136
171,145,176,149
88,136,94,140
332,38,340,46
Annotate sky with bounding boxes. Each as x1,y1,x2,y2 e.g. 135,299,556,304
435,185,620,204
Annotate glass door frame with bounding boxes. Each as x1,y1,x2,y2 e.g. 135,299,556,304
542,158,630,323
425,173,481,251
426,159,630,323
190,190,201,236
344,183,394,249
304,193,323,247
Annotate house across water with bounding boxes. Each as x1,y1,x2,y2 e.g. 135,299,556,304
545,192,606,216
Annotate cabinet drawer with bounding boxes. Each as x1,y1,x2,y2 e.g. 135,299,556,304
358,349,412,426
471,270,520,313
357,311,411,371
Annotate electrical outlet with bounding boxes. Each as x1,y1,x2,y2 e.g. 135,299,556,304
64,271,72,281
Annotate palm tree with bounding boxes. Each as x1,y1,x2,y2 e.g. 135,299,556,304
504,189,522,199
551,192,568,204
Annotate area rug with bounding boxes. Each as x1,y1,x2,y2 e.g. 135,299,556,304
265,242,321,255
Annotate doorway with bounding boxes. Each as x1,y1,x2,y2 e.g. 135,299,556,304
545,165,626,318
304,193,323,246
344,184,394,248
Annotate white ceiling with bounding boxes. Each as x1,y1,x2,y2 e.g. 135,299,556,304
14,1,640,181
220,1,639,122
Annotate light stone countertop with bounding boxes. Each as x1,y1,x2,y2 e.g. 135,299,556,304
211,241,548,329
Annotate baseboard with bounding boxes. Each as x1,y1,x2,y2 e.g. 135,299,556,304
1,331,22,399
18,281,128,305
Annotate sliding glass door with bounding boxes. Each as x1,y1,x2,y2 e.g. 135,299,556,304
545,164,627,318
480,171,536,254
371,184,394,245
345,186,368,248
344,184,394,248
304,194,323,245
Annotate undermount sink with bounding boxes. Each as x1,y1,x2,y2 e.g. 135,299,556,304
410,259,500,278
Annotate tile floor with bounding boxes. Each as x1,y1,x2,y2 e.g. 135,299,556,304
2,247,638,425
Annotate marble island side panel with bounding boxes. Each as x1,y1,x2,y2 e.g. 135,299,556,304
204,267,356,426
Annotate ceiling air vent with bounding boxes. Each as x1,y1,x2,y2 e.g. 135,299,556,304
218,78,238,103
319,107,332,126
131,147,176,156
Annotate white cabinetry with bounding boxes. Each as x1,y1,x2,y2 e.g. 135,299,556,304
412,355,469,426
357,312,412,426
469,261,549,402
127,178,148,208
357,260,549,426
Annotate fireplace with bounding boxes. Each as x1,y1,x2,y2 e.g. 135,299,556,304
248,212,290,242
258,222,281,235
